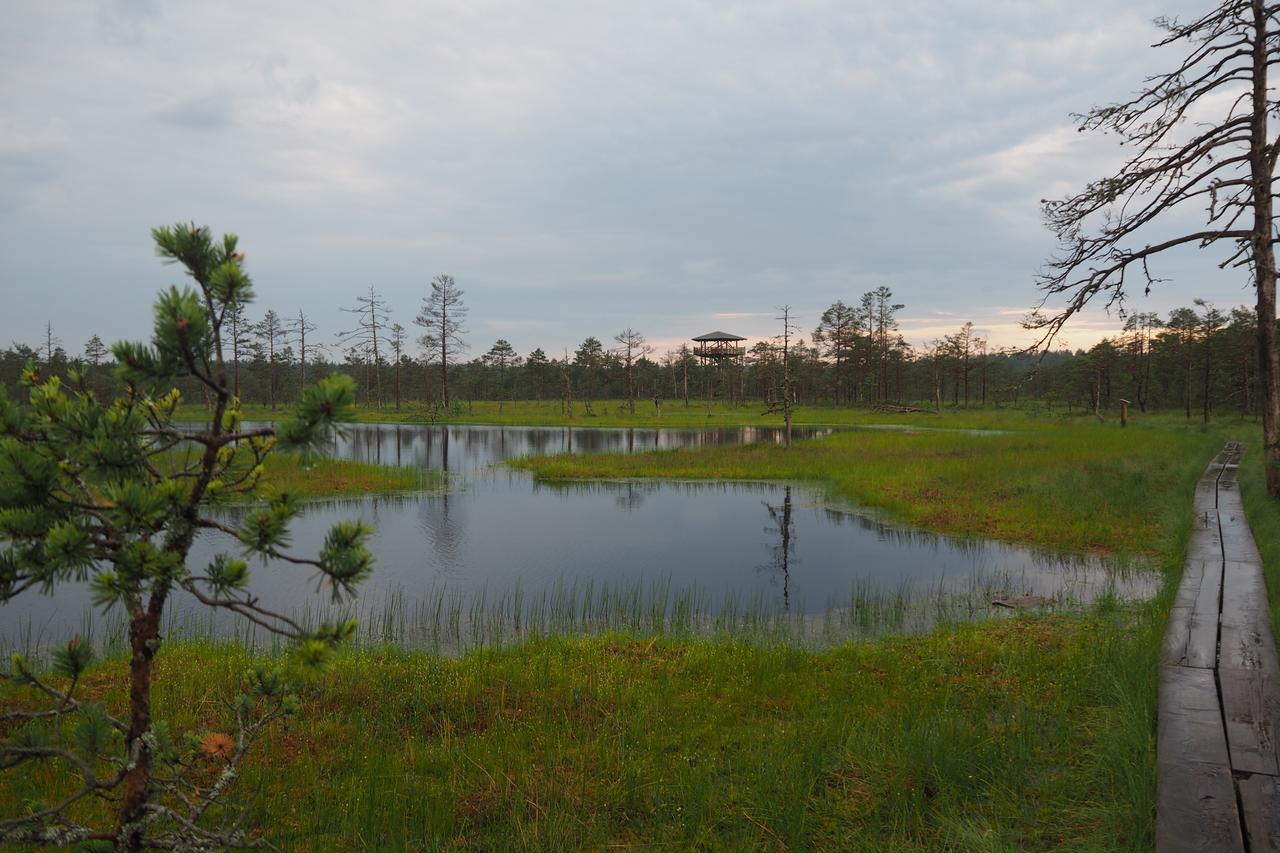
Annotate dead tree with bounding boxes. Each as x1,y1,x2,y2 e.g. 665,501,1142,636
759,485,796,609
286,309,319,396
42,321,61,368
337,286,390,408
612,328,653,416
762,306,799,447
1033,1,1280,496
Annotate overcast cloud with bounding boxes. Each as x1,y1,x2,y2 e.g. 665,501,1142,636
0,0,1254,359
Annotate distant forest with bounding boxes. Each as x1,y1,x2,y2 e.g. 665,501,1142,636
3,289,1269,422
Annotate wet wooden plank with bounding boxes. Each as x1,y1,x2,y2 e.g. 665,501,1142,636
1221,531,1263,565
1160,665,1231,765
1155,758,1243,852
1187,511,1225,563
1156,444,1267,853
1219,668,1280,776
1164,560,1221,667
1220,560,1278,674
1186,561,1223,669
1238,773,1280,852
1193,482,1220,514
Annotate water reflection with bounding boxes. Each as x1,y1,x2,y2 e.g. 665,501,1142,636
759,486,796,609
324,423,832,473
0,476,1158,645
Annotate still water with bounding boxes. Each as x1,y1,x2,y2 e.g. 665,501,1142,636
325,422,832,471
0,424,1155,645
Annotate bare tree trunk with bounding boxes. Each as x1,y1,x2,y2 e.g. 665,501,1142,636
1251,0,1280,495
1203,341,1212,425
441,333,449,408
1184,350,1192,420
628,361,636,415
1258,268,1279,493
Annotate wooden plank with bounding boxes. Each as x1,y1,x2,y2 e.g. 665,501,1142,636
1194,482,1220,514
1156,444,1269,853
1172,558,1207,610
1186,560,1223,669
1163,605,1193,666
1220,623,1278,674
1221,531,1263,565
1164,561,1221,667
1187,508,1224,563
1160,665,1231,766
1155,759,1243,852
1238,773,1280,852
1219,560,1279,674
1219,668,1280,775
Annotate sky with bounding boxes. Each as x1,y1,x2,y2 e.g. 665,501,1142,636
0,0,1257,361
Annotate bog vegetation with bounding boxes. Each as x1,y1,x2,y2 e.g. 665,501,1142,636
0,224,374,848
12,296,1269,423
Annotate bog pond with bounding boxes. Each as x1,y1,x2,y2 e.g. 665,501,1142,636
0,423,1158,650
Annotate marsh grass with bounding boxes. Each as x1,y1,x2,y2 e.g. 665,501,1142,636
6,409,1273,849
515,416,1223,558
3,563,1151,666
174,398,1100,431
0,610,1164,850
1235,443,1280,639
257,453,442,498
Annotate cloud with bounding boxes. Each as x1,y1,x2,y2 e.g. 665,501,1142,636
95,0,160,47
152,92,236,131
0,0,1242,357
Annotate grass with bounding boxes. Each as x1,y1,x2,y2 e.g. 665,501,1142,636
159,443,438,500
1235,445,1280,641
515,414,1228,559
3,615,1162,850
8,405,1280,848
257,452,439,499
173,398,1085,431
4,568,1143,663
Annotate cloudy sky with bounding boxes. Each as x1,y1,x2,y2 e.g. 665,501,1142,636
0,0,1252,360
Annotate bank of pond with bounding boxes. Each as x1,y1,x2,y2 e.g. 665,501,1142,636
1,423,1158,652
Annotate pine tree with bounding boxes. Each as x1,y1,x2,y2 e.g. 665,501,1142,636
415,275,468,408
483,339,519,412
0,223,371,849
254,309,285,409
389,323,407,411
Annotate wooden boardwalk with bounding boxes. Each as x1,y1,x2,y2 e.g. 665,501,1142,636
1158,443,1280,851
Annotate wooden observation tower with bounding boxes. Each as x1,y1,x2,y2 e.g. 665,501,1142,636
692,331,747,410
691,331,746,363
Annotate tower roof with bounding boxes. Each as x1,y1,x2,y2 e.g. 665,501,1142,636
691,331,747,342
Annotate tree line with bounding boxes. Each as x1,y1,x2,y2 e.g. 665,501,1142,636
6,288,1272,422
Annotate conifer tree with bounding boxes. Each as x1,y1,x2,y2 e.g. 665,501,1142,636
0,223,371,849
415,275,468,408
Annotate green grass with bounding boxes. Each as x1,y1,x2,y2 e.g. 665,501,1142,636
174,398,1092,431
9,406,1280,848
516,415,1229,559
3,615,1162,850
1236,446,1280,641
258,453,439,499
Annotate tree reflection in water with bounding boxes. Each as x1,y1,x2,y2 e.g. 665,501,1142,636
308,422,833,474
759,485,796,609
